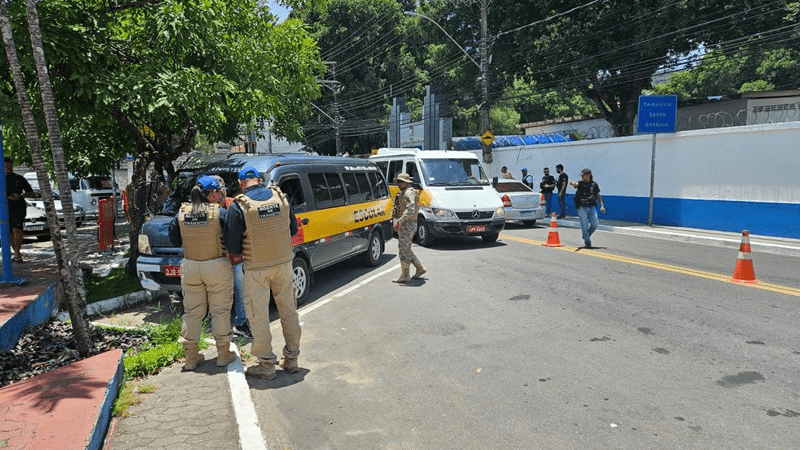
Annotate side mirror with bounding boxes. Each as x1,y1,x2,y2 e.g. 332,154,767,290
301,217,309,225
492,176,498,188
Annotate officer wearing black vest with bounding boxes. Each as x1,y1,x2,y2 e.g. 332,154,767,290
224,166,300,380
168,175,235,371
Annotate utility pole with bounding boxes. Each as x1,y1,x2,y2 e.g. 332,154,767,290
331,62,342,156
479,0,492,163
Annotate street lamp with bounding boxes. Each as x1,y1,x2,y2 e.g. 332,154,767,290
405,6,492,163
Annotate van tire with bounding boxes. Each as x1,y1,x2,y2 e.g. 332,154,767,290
362,231,383,266
481,232,499,243
292,257,311,304
416,218,435,247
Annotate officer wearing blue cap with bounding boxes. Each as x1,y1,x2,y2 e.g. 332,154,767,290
521,167,533,189
224,165,300,380
167,175,235,371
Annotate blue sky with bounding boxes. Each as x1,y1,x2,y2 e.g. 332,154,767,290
267,1,290,22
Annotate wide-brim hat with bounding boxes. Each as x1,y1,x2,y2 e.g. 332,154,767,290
395,172,413,184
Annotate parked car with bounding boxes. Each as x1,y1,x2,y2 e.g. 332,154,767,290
23,172,87,226
27,194,86,228
22,201,51,241
492,178,545,227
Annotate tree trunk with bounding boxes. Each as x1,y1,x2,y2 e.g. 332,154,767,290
585,77,645,138
0,1,92,355
125,148,149,278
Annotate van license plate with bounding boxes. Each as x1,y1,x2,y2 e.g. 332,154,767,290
467,225,486,234
164,265,181,277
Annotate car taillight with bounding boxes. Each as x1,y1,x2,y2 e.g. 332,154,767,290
502,194,512,207
540,193,546,206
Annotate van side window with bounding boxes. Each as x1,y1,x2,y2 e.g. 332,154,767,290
367,172,389,199
309,173,346,209
343,173,370,204
325,173,345,207
375,161,388,180
308,173,331,203
278,176,306,212
387,160,403,185
355,172,372,201
405,162,419,182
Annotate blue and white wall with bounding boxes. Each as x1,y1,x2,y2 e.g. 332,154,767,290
473,122,800,238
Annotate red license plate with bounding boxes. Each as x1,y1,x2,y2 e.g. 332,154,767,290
467,224,486,234
164,265,181,277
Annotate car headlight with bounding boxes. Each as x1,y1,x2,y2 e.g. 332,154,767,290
138,234,152,255
432,208,455,219
494,207,505,218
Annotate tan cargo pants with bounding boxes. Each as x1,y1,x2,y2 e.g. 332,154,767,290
244,261,301,364
179,257,234,349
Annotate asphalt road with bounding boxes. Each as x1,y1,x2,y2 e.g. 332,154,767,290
244,223,800,450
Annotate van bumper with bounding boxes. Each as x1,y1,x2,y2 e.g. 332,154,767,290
429,218,505,237
136,254,183,292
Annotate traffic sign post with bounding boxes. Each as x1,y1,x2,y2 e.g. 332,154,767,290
481,130,494,147
637,95,678,227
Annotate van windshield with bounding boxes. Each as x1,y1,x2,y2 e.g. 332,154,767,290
418,158,490,186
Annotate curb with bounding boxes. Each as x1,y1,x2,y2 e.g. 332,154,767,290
54,290,162,322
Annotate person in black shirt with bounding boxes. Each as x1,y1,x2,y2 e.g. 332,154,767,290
556,164,569,219
5,157,33,262
570,168,605,248
539,167,556,217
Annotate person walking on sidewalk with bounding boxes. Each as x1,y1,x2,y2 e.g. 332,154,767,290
539,167,556,217
225,166,301,380
556,164,569,219
168,175,236,371
570,168,605,248
392,173,426,283
5,157,33,262
211,175,251,339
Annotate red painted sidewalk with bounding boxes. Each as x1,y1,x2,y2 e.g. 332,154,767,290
0,349,124,450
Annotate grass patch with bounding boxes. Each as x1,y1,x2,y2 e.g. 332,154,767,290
84,267,142,304
112,380,157,417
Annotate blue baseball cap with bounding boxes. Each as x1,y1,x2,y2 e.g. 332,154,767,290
238,166,260,180
196,175,221,190
521,167,528,172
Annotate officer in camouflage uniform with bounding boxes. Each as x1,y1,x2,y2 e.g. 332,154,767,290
168,175,235,371
392,173,426,283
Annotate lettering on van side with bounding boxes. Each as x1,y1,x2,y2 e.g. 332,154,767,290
258,204,281,219
353,204,386,223
344,165,378,172
183,213,209,226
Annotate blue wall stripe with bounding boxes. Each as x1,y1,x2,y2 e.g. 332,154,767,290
558,195,799,239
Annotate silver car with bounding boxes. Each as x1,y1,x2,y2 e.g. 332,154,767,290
28,195,86,228
22,201,51,241
493,179,545,226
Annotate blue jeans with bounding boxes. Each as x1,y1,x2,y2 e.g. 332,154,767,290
577,205,599,246
233,262,247,326
543,192,554,217
557,192,567,218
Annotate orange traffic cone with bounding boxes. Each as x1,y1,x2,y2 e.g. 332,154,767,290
542,213,565,247
731,230,758,284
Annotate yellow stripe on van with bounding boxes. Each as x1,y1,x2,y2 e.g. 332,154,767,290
296,197,392,243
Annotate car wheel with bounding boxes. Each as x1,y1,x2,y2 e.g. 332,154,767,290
361,231,383,266
522,220,536,227
416,218,435,247
292,256,311,304
481,232,499,243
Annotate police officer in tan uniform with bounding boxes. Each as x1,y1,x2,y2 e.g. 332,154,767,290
168,176,235,371
392,173,426,283
224,166,300,380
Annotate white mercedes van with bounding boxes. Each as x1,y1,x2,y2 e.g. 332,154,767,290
370,148,505,246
